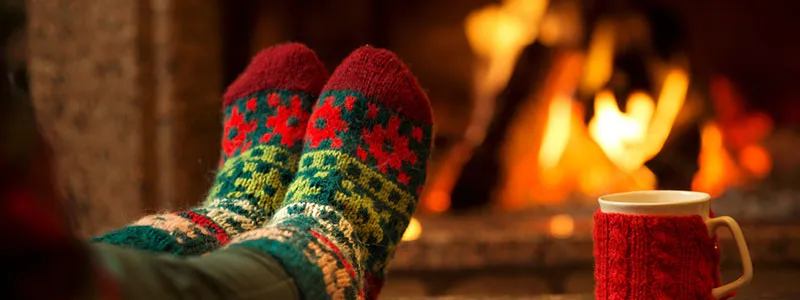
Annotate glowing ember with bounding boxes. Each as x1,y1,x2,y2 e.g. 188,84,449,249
692,122,740,196
419,143,472,212
401,217,423,242
692,123,772,197
692,76,773,196
739,144,771,178
425,189,452,213
548,214,575,239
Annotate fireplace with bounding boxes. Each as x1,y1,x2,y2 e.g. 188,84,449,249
375,0,797,296
415,0,795,215
9,0,800,297
217,0,800,296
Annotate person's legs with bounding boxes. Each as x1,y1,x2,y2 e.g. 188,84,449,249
90,45,432,300
93,243,300,300
93,43,329,256
226,46,434,299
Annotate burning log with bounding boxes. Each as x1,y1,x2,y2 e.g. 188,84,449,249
644,122,701,190
420,0,552,213
450,42,558,211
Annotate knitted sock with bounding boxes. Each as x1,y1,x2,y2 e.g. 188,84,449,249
593,210,731,300
226,46,433,299
93,43,329,255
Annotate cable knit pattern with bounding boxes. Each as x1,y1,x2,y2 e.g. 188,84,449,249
227,46,433,300
93,43,329,255
593,210,731,300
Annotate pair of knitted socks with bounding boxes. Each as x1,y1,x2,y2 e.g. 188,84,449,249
94,43,433,299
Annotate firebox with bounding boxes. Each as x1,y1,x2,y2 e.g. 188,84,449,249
420,0,792,214
218,0,800,297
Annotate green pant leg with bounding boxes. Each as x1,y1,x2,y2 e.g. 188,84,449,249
93,243,300,300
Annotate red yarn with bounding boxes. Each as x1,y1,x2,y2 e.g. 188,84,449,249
322,46,433,125
223,43,329,106
360,115,418,179
261,94,311,147
308,229,358,283
176,211,231,245
593,211,726,300
364,273,384,300
221,105,256,156
305,96,348,148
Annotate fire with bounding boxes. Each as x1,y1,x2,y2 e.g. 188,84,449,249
465,0,549,96
464,0,549,144
588,91,656,172
499,52,589,208
739,145,771,178
421,1,774,214
588,69,689,180
538,95,572,169
548,214,575,239
401,217,422,242
692,76,773,196
580,19,615,95
692,122,740,196
494,10,692,207
503,65,771,206
420,0,550,213
499,62,690,208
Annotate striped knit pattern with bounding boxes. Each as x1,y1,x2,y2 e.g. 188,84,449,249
93,43,329,255
229,203,366,299
228,46,434,299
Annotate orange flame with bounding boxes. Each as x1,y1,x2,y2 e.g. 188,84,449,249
692,122,740,196
500,63,690,208
538,95,573,169
420,0,551,213
429,7,773,213
587,69,689,186
692,76,773,196
691,121,772,197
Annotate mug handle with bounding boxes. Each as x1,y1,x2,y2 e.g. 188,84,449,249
706,216,754,299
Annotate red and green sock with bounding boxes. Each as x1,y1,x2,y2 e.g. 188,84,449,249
93,43,329,255
227,46,434,299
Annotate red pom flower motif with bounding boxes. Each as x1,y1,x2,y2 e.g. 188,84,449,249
306,96,348,149
222,106,256,157
261,95,310,147
359,115,417,184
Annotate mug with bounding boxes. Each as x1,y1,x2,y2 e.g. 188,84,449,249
594,190,753,299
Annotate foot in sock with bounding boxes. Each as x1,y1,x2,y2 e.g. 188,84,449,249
227,46,433,299
92,43,329,255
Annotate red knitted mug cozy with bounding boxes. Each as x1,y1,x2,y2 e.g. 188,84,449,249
593,210,735,300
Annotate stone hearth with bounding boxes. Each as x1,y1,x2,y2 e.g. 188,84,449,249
383,190,800,297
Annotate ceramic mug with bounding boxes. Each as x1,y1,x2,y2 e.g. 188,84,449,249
595,190,753,299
